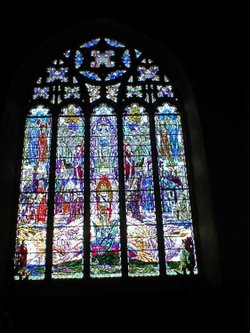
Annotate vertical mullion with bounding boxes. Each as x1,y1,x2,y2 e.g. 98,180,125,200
45,107,58,280
148,107,167,277
117,109,128,278
83,107,91,278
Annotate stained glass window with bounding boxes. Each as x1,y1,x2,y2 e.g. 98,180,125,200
14,38,198,280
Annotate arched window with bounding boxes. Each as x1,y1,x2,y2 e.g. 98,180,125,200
13,36,200,280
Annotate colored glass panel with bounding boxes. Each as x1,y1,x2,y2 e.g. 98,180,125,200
52,105,84,278
80,71,101,81
105,38,125,48
90,104,121,277
47,67,68,83
123,104,159,276
138,66,159,81
80,39,100,48
75,50,84,69
85,84,101,102
105,70,126,81
14,106,51,280
33,87,50,100
122,50,131,68
64,87,80,99
155,103,197,275
91,50,115,68
106,84,120,102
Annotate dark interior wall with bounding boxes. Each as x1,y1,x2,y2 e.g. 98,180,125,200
0,3,247,332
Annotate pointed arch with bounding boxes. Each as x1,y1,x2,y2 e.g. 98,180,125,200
2,19,220,288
